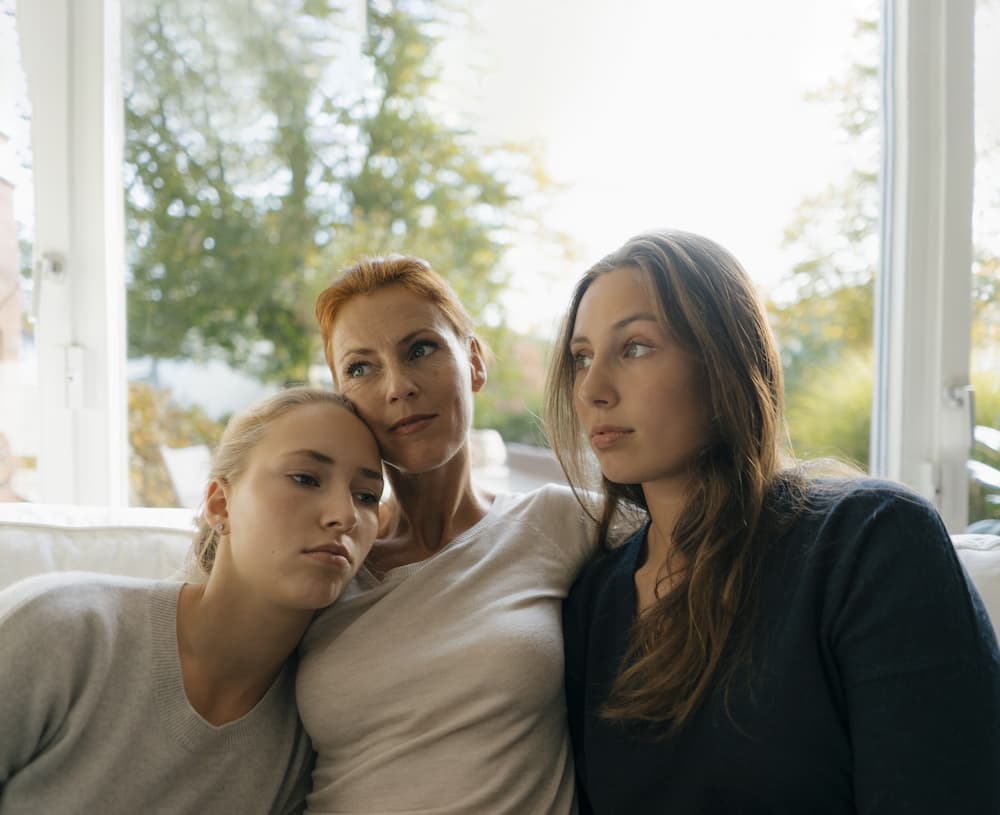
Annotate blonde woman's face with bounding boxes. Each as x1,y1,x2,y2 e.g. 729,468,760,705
218,402,383,610
569,266,710,493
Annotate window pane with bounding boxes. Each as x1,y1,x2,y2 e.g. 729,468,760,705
123,0,880,504
0,3,38,503
970,0,1000,531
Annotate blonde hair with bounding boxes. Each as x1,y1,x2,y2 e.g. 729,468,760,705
315,254,487,382
544,229,805,731
190,387,358,577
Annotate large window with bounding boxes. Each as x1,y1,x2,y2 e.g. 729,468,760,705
119,0,882,505
9,0,991,532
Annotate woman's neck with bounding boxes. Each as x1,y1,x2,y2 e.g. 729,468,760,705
374,451,493,571
640,477,690,562
635,477,691,613
175,581,311,726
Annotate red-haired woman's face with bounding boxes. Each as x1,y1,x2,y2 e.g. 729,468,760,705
570,266,710,494
328,286,487,476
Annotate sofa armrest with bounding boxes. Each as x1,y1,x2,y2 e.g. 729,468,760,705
0,503,196,591
952,533,1000,635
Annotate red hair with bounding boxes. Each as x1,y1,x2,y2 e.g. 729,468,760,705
315,255,478,379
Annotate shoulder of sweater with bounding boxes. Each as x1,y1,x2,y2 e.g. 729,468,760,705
493,483,594,526
774,477,953,582
798,476,942,532
0,572,171,633
488,484,600,567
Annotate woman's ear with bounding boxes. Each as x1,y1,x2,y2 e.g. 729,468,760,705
469,337,487,393
204,478,230,527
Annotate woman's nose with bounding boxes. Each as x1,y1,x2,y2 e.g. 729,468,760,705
576,357,617,408
384,363,418,403
322,489,358,532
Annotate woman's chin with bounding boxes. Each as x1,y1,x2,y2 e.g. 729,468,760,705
385,440,468,478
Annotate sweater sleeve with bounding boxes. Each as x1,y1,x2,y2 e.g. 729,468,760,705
824,488,1000,813
0,579,92,785
270,733,314,815
563,580,589,809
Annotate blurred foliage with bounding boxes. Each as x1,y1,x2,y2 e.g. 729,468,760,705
769,18,880,401
473,332,552,446
123,0,559,429
129,381,223,507
123,2,1000,523
772,13,999,523
785,350,872,469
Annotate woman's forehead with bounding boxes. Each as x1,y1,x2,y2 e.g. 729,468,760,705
331,288,459,351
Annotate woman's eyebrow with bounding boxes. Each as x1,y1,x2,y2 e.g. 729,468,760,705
283,449,334,465
284,449,381,480
338,329,434,360
571,312,659,344
612,312,659,330
338,346,373,359
357,467,385,485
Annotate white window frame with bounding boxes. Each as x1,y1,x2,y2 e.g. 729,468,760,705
14,1,981,525
872,0,975,531
17,0,127,505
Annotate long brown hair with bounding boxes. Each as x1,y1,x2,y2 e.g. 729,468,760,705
544,229,804,730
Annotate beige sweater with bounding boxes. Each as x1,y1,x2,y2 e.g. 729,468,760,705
0,574,313,815
297,485,597,815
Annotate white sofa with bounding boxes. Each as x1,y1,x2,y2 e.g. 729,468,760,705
0,503,196,592
1,502,999,637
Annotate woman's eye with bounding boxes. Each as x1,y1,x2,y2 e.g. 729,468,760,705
290,473,320,487
572,352,592,371
409,340,437,360
354,491,379,506
345,361,371,379
624,341,653,359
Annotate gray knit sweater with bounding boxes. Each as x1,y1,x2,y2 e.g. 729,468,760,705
0,573,313,815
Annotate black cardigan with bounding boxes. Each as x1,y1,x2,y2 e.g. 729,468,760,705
563,479,1000,815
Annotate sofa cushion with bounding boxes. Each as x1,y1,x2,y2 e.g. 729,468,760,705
0,503,195,591
953,533,1000,634
0,506,998,637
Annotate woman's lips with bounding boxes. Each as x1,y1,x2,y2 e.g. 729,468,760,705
303,542,351,567
389,414,437,435
590,426,633,449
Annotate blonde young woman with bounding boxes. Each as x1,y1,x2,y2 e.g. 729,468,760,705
298,256,595,814
546,230,1000,814
0,388,383,815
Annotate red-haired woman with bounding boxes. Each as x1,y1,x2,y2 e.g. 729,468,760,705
299,256,595,814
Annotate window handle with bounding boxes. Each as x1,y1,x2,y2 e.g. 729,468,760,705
944,384,975,451
30,251,65,323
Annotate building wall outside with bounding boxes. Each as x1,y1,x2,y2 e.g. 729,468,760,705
0,156,20,362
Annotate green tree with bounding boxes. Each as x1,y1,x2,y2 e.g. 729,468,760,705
769,19,879,400
124,0,552,425
773,6,1000,522
125,0,356,381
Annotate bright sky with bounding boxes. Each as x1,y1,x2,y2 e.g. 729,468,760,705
435,0,877,335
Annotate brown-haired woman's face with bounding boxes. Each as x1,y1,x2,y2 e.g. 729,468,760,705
569,266,710,491
328,285,487,475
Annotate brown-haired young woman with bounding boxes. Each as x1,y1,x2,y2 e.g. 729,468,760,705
546,229,1000,814
300,255,595,814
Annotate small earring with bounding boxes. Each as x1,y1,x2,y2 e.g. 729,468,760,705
214,522,225,534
